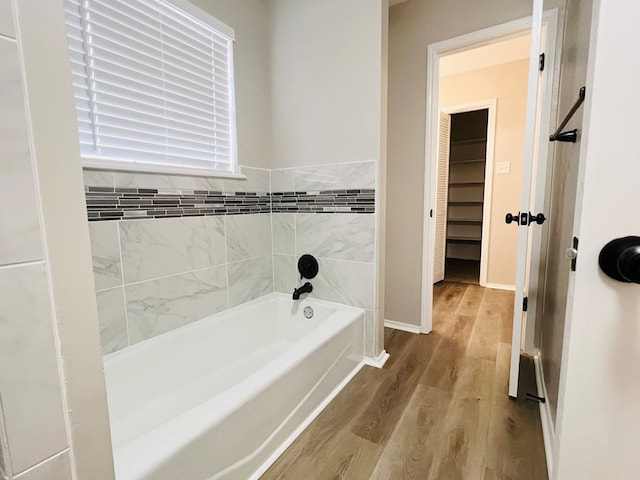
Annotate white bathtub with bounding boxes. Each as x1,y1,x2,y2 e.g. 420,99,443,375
103,293,365,480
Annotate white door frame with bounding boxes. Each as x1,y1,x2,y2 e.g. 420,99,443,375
439,99,497,288
421,16,532,334
420,11,559,335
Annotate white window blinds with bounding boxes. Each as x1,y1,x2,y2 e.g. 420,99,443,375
65,0,238,175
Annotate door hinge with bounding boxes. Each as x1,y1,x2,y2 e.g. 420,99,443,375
430,209,433,218
567,236,579,272
539,53,545,72
523,296,529,312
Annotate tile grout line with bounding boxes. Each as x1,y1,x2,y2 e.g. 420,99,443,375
113,260,237,291
293,170,298,287
0,259,45,271
269,171,276,295
99,230,275,294
0,394,12,479
223,215,231,310
115,221,131,348
270,159,376,173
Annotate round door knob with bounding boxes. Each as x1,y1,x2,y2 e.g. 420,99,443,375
598,236,640,283
505,213,519,225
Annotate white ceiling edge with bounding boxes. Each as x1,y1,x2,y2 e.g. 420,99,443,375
440,32,532,78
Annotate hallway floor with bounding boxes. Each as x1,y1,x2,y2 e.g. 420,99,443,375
260,282,548,480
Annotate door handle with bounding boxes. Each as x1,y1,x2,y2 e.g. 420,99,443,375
528,213,547,225
505,213,520,225
505,212,547,226
599,236,640,283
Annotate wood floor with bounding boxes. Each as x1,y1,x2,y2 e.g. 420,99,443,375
445,258,481,285
260,282,548,480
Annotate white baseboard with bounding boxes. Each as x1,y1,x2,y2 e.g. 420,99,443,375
484,282,516,291
384,319,422,334
363,350,390,369
533,352,554,478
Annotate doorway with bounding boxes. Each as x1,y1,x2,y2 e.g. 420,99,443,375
436,108,491,286
421,8,562,404
427,27,535,400
421,14,556,334
430,30,532,303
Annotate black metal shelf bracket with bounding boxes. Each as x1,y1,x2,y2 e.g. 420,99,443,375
550,86,586,143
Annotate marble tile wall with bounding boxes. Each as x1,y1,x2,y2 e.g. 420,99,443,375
0,37,42,267
0,31,70,480
272,214,377,355
126,265,229,344
86,166,275,354
88,161,379,358
89,211,273,354
12,451,71,480
0,0,15,39
83,165,270,193
0,265,69,475
86,168,275,355
270,161,376,192
271,161,378,356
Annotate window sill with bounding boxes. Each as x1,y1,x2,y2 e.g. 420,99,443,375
82,158,246,180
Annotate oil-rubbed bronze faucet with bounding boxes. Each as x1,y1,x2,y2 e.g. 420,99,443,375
292,282,313,300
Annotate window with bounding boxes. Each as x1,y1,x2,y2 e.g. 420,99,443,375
65,0,238,176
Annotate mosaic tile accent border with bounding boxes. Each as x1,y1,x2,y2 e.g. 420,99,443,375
271,189,375,213
85,187,270,221
85,187,375,221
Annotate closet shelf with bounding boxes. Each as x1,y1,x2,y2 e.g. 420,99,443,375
448,201,483,206
447,236,482,243
449,181,484,186
449,158,486,165
447,219,482,225
450,138,486,145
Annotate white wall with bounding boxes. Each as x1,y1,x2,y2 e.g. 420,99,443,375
269,0,384,168
385,0,532,325
553,1,640,478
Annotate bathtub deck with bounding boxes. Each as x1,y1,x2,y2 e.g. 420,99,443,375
260,282,548,480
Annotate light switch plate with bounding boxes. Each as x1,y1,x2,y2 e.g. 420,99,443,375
496,161,511,174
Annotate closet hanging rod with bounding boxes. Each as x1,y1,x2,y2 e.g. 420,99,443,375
550,86,586,143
